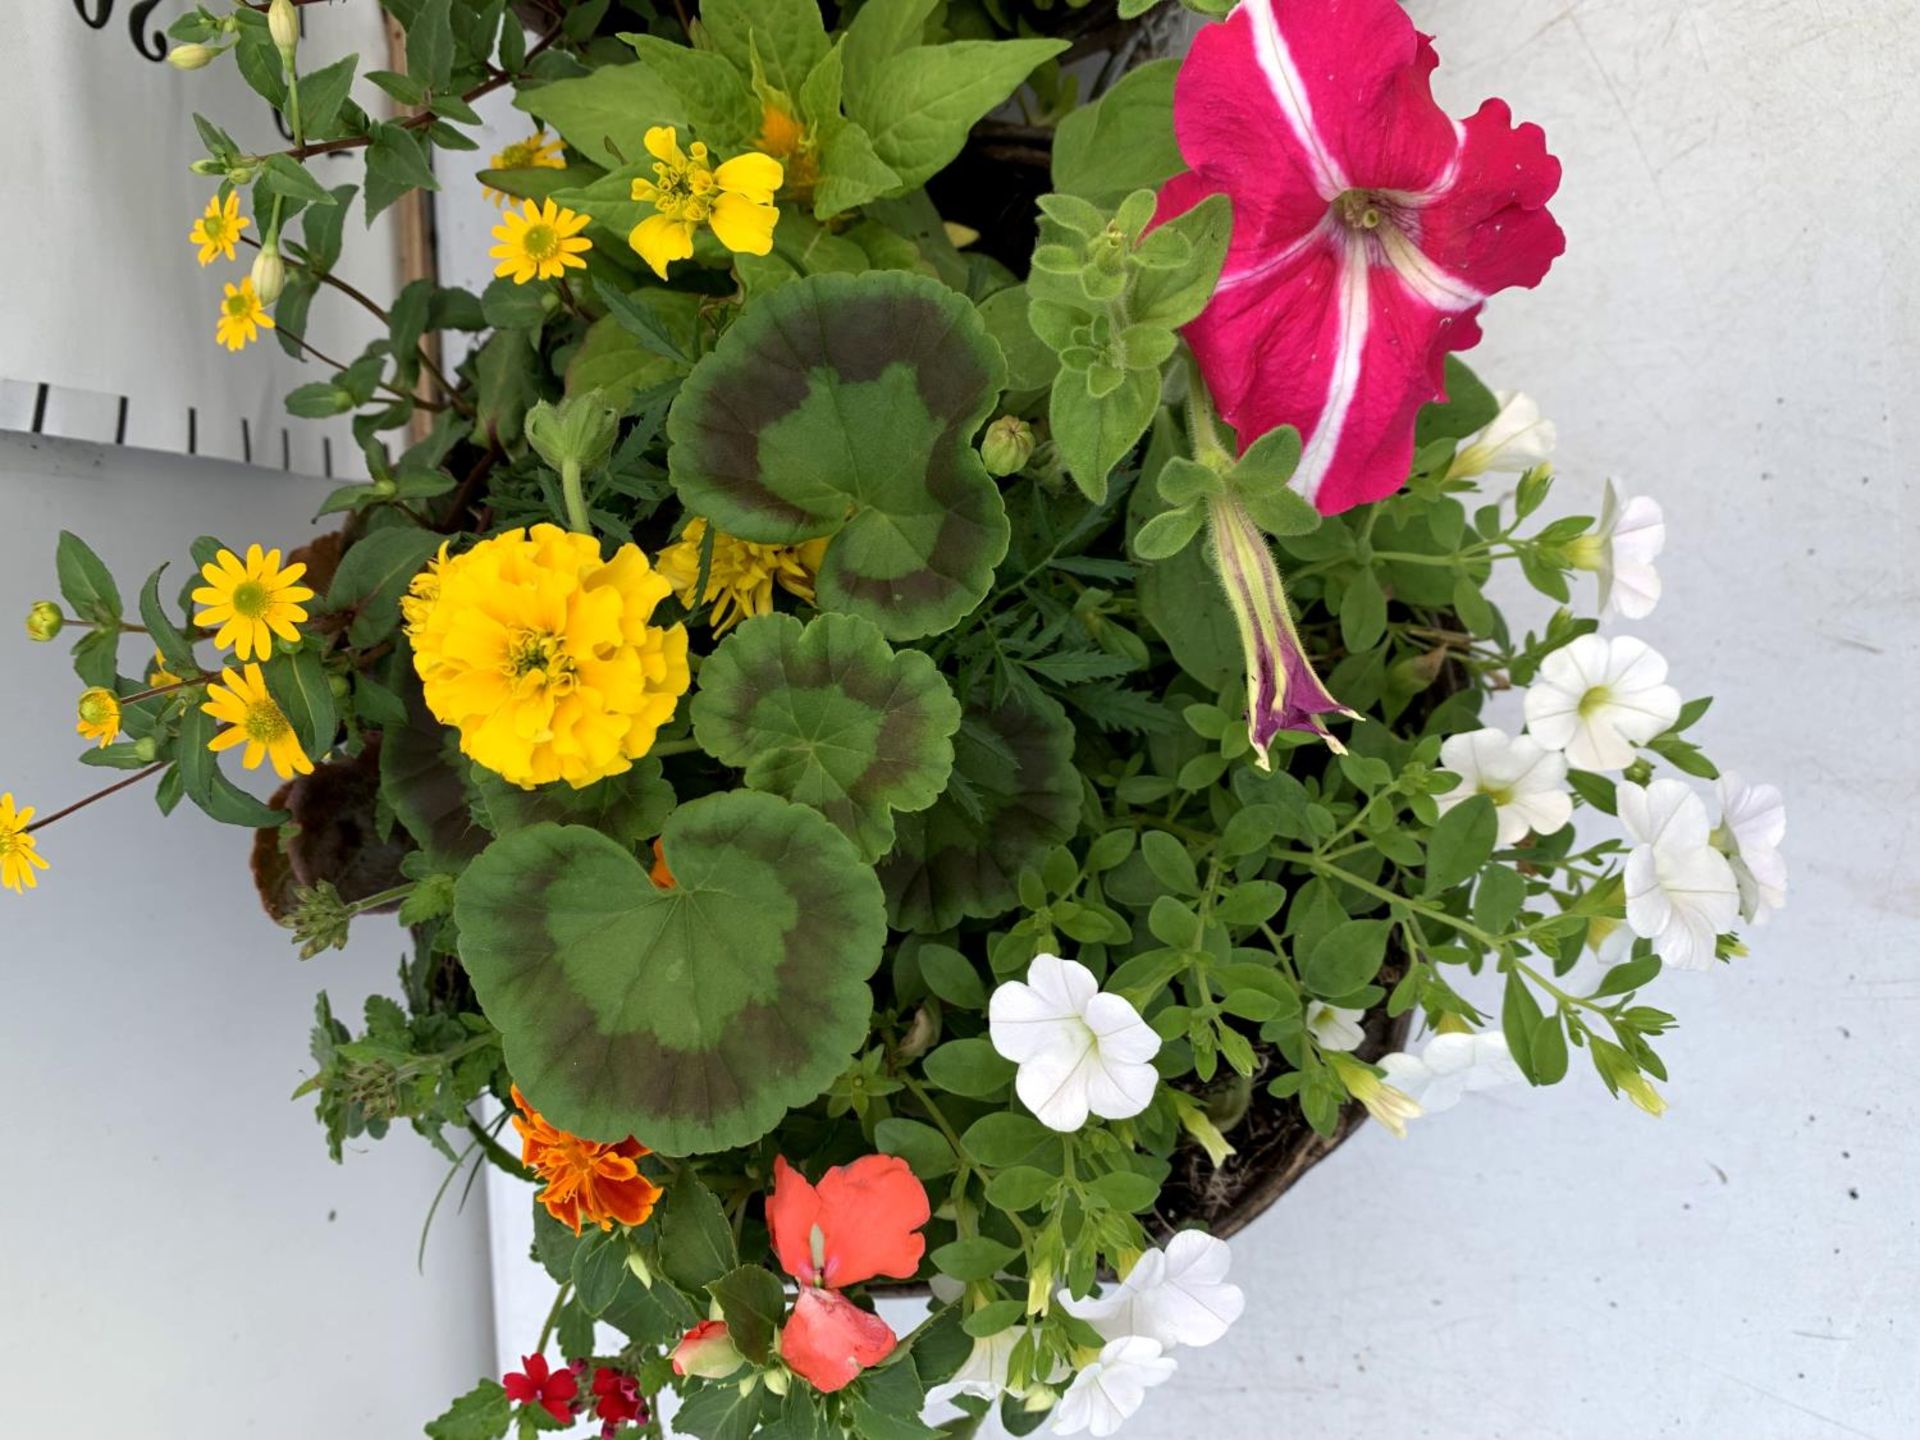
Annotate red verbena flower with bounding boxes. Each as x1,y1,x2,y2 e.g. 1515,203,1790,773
766,1155,930,1393
1158,0,1565,514
591,1366,646,1435
502,1353,579,1424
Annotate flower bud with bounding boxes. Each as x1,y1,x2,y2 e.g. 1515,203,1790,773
167,42,218,71
267,0,299,61
525,392,620,476
671,1321,745,1381
133,735,160,763
980,415,1036,477
24,601,64,642
76,687,123,748
250,242,287,306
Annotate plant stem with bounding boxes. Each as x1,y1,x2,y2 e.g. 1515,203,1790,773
465,1116,537,1182
277,21,565,161
535,1281,572,1356
559,458,591,534
280,330,446,413
24,764,167,833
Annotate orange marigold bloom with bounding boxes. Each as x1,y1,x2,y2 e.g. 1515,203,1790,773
511,1084,663,1235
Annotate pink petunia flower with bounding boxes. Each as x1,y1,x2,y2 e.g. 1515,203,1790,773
1158,0,1565,514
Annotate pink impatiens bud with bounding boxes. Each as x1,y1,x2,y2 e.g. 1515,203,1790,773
670,1320,745,1381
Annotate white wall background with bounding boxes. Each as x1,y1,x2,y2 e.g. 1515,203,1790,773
0,434,495,1438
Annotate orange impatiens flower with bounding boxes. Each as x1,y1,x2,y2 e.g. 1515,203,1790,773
511,1084,663,1235
767,1154,931,1393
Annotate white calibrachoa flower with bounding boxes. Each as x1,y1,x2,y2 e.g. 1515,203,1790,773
1620,779,1740,969
1305,1000,1366,1052
1436,727,1573,845
1714,773,1787,924
1050,1337,1177,1438
926,1326,1021,1406
1060,1231,1245,1349
1567,480,1665,620
1379,1032,1524,1115
1447,390,1556,479
1325,1051,1422,1138
989,953,1162,1132
1523,634,1681,771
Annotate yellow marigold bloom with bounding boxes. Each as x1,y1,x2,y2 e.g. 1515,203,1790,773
511,1084,662,1235
148,649,183,688
655,517,826,634
75,688,122,748
489,197,593,285
203,662,314,780
407,524,690,789
215,278,275,352
192,544,314,662
482,130,567,206
0,793,49,894
399,541,451,632
628,125,783,280
190,191,249,265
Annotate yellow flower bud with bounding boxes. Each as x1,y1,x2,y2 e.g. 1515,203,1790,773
167,42,218,71
250,242,288,306
268,0,299,60
24,601,64,642
75,687,122,749
1620,1071,1668,1117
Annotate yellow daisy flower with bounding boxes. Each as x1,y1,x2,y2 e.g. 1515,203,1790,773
489,197,593,285
191,543,315,662
202,662,315,781
482,130,567,206
75,688,122,748
654,517,828,634
0,793,49,894
407,524,690,789
628,126,783,280
149,649,183,688
215,278,275,352
190,191,250,266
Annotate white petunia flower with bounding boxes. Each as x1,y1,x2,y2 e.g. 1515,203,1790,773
1619,779,1740,969
926,1326,1020,1407
1058,1231,1246,1350
1305,1000,1366,1052
1378,1032,1524,1115
1523,634,1681,771
1570,481,1665,620
1436,727,1574,845
989,954,1162,1132
1713,773,1787,924
1050,1337,1177,1438
1447,390,1556,479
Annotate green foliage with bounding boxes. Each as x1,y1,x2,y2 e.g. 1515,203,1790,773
454,791,886,1154
667,271,1009,640
692,612,961,860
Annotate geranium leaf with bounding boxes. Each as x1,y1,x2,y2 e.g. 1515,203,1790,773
691,612,960,862
453,791,885,1154
666,271,1009,641
471,757,675,851
877,690,1081,933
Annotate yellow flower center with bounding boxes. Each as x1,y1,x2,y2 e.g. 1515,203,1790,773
204,214,229,240
244,699,291,745
78,691,117,726
650,145,718,222
521,223,560,260
224,292,254,319
1334,188,1389,231
231,579,269,616
501,140,540,167
506,629,576,694
1480,783,1515,806
1577,685,1613,719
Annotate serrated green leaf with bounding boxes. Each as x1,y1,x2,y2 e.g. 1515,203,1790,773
473,757,674,850
852,39,1066,190
518,61,687,168
877,691,1080,933
667,271,1009,641
1050,59,1182,205
454,791,886,1154
706,1265,785,1364
692,612,960,861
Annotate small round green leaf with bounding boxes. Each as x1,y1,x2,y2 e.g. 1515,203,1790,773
453,790,885,1155
666,270,1010,640
691,612,960,862
876,691,1082,933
